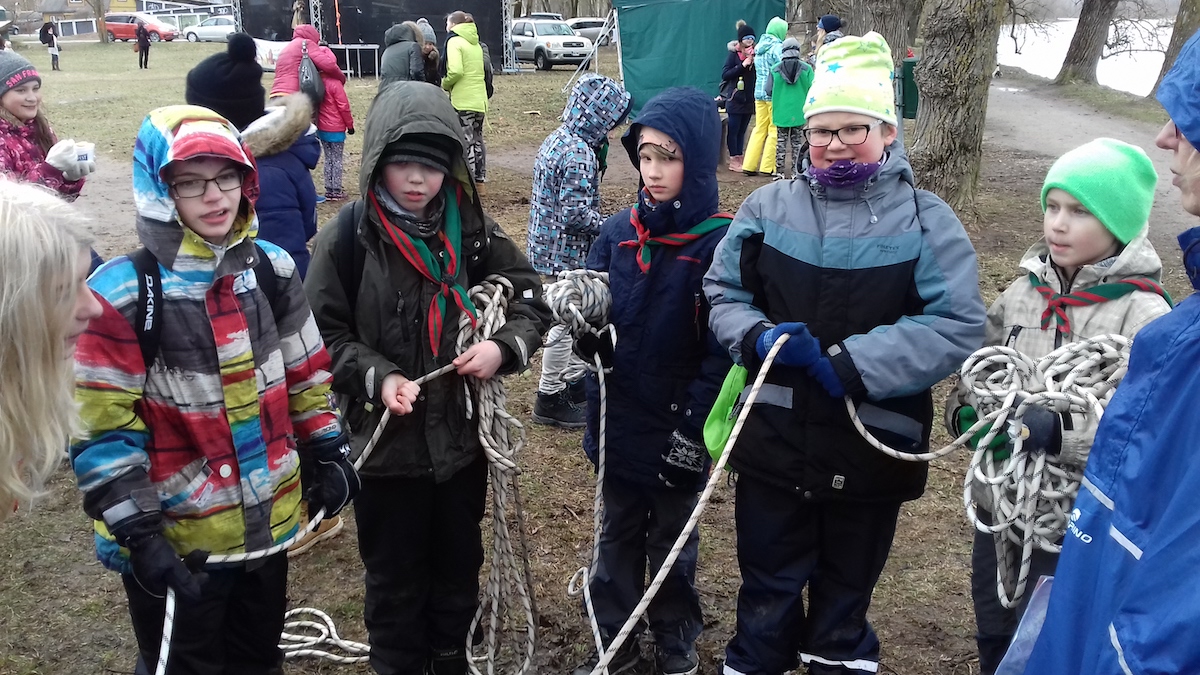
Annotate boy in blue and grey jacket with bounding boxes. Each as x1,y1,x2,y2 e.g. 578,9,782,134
526,74,632,428
704,33,986,675
572,87,732,675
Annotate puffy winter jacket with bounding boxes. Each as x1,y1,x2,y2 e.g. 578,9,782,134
304,81,551,481
752,17,787,101
526,74,631,276
769,55,814,127
582,87,733,490
316,73,354,134
721,41,756,116
379,21,426,89
442,22,487,114
243,93,320,277
0,111,84,200
1021,227,1200,675
947,233,1172,507
70,106,343,572
704,144,986,502
269,24,346,99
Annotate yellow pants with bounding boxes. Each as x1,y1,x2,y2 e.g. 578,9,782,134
743,100,777,174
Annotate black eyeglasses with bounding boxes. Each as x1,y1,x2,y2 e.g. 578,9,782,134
802,120,884,147
168,171,243,199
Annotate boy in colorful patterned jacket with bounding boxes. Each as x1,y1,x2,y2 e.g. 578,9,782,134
526,73,631,428
71,105,358,675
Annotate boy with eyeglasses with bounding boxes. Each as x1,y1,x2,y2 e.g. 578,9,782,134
704,33,985,675
71,105,357,675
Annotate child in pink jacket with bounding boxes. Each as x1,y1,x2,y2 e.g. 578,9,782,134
316,74,354,201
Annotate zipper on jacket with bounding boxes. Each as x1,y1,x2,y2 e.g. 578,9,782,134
694,292,703,341
396,291,411,343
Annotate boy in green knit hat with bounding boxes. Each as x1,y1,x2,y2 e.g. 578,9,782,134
766,37,814,180
945,137,1173,675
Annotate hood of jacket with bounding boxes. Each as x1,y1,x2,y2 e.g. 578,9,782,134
292,24,320,43
1021,229,1164,293
449,22,479,45
359,80,481,226
779,38,803,83
384,21,421,47
621,87,721,235
765,17,788,41
562,73,631,147
242,92,316,163
132,105,260,273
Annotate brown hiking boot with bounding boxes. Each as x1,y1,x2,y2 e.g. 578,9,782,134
287,503,345,558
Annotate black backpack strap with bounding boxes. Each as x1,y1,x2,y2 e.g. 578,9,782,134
129,248,163,372
336,200,366,318
251,242,280,313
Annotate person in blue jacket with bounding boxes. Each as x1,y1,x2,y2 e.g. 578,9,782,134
571,87,733,675
1018,26,1200,675
186,34,321,278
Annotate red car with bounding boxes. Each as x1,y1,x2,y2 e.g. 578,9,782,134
103,12,178,42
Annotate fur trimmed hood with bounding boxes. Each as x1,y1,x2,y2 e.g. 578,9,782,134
242,93,314,159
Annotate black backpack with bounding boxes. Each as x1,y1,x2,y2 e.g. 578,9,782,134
128,243,279,369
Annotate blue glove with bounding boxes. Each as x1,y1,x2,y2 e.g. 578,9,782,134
755,322,821,367
1020,405,1063,455
806,357,845,398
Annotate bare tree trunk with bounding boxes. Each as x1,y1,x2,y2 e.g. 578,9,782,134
822,0,914,67
909,0,1007,215
1054,0,1119,84
1151,0,1200,97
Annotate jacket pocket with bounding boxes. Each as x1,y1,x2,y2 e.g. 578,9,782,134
156,457,212,517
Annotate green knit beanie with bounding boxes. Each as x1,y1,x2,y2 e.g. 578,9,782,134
1040,138,1157,245
766,16,788,40
803,31,896,125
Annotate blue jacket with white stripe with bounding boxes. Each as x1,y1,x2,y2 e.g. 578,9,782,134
703,143,985,502
1021,226,1200,675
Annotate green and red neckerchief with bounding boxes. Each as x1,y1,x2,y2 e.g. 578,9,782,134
1029,273,1173,334
370,186,478,357
619,207,733,274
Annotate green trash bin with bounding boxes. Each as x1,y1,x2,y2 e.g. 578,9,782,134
900,56,919,120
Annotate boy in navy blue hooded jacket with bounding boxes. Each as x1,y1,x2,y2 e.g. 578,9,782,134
573,87,733,675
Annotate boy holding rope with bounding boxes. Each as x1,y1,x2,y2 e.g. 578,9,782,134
571,86,732,675
704,33,986,675
304,81,549,675
945,138,1171,674
70,106,358,674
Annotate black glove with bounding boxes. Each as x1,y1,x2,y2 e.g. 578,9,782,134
1021,405,1063,455
347,128,355,135
126,534,209,601
658,429,708,489
573,329,615,371
301,432,361,518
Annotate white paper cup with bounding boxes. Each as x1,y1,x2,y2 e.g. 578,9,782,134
75,141,94,164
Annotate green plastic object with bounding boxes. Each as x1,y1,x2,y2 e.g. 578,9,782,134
704,365,749,463
901,56,919,120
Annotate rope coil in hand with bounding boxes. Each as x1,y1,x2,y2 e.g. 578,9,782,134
156,275,536,675
956,334,1130,608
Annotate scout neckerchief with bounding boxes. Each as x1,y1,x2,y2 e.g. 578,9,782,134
370,186,478,357
1029,273,1173,334
619,203,733,274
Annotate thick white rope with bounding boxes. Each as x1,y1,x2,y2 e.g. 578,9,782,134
957,334,1130,608
157,276,536,675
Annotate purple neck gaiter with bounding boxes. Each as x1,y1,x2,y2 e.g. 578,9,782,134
808,158,883,188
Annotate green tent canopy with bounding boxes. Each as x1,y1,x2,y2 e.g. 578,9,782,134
613,0,788,116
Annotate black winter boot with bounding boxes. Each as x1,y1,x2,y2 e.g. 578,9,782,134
532,390,586,429
567,378,587,405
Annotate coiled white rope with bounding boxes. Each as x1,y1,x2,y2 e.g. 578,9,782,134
546,271,793,675
544,269,613,385
955,334,1130,609
156,275,536,675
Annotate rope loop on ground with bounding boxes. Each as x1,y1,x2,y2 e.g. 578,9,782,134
157,275,536,675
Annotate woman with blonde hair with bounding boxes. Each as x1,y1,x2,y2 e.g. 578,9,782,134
0,180,103,519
